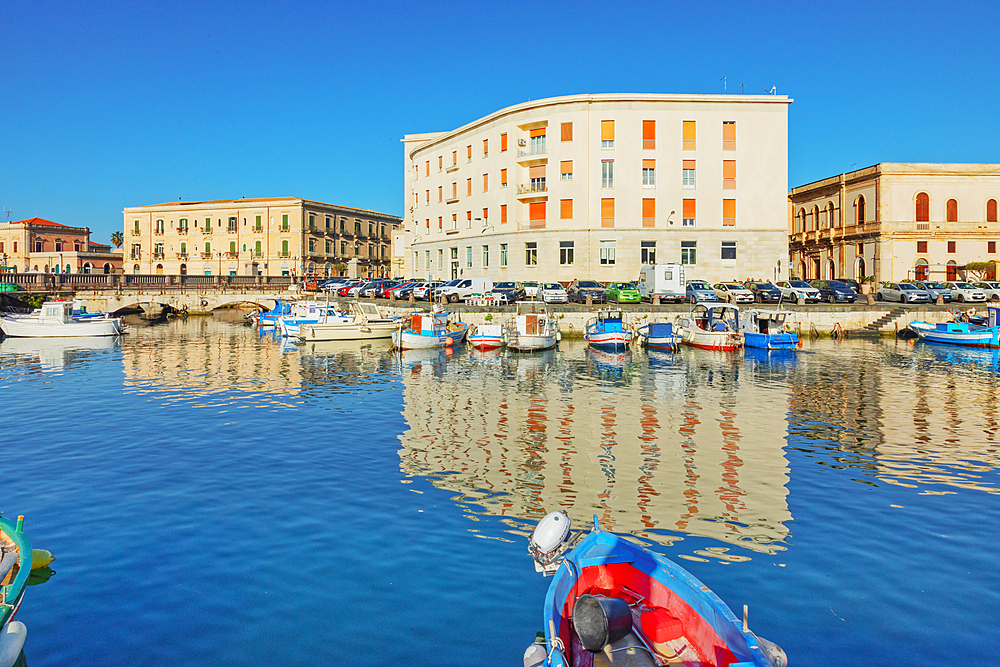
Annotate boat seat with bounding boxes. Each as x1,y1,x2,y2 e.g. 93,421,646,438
592,632,657,667
713,322,727,331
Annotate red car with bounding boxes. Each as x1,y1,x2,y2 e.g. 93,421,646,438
336,281,363,297
382,281,417,299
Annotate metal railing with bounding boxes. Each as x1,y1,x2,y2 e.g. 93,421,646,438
1,272,297,292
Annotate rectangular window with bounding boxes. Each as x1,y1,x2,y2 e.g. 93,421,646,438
467,178,472,196
255,215,262,231
483,139,488,156
525,242,538,266
451,182,458,199
682,199,696,227
721,241,737,260
600,240,616,265
561,122,573,142
561,160,573,181
601,198,615,228
281,214,289,231
529,201,546,228
438,249,444,269
529,128,546,155
723,160,736,189
438,155,443,171
425,161,430,176
682,120,696,150
642,198,655,228
642,159,655,187
500,168,507,187
325,240,331,253
560,241,574,265
561,199,573,219
601,160,614,189
466,246,473,268
642,120,655,149
723,121,736,150
438,186,443,202
948,241,957,253
467,145,472,162
482,245,489,267
528,165,546,193
989,241,997,254
482,208,489,224
917,241,928,253
681,241,697,264
467,211,472,228
425,189,430,203
483,173,489,192
641,241,656,264
451,213,457,230
452,150,457,166
601,120,615,148
55,240,63,252
425,250,430,269
307,214,315,230
438,216,443,230
500,243,508,266
501,204,508,224
682,160,696,189
501,133,508,152
723,199,736,226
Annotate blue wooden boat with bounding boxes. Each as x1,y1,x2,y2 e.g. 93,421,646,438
636,322,680,351
908,307,1000,348
0,515,32,664
391,309,469,350
740,309,800,350
584,309,633,351
525,513,786,667
254,300,295,328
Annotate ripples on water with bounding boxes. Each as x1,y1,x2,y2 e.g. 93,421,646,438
1,314,998,666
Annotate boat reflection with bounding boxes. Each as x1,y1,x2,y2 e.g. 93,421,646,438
0,335,119,370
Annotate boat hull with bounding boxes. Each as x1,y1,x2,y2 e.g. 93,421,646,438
0,517,32,630
585,332,631,351
507,334,557,352
681,329,741,351
637,323,679,351
298,320,396,342
0,315,122,337
468,323,505,350
744,331,800,349
908,321,1000,347
391,323,469,350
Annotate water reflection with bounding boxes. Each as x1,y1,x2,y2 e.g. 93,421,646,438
0,335,119,371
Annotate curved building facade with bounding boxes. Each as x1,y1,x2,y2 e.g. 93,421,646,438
401,93,791,284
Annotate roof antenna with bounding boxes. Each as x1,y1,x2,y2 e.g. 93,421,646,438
761,86,776,95
720,75,726,94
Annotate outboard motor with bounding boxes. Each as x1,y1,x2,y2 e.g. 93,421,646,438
528,511,572,574
572,594,633,652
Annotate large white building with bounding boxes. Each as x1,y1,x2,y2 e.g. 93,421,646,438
401,93,792,284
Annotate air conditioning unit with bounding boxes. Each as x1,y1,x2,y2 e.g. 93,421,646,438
518,139,527,147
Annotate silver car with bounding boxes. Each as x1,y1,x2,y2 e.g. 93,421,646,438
540,282,569,304
876,282,931,303
713,282,754,303
775,280,821,303
973,281,1000,302
944,281,987,303
911,281,953,303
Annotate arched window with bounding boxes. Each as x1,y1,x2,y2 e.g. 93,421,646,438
798,209,806,233
813,205,822,229
827,258,836,279
133,264,140,274
914,259,929,281
180,263,187,276
103,264,111,274
827,202,837,228
83,262,92,274
987,199,998,223
855,257,866,279
155,264,164,275
916,193,929,222
855,195,866,224
946,199,958,222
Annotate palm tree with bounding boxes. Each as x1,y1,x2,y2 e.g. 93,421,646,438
110,231,124,248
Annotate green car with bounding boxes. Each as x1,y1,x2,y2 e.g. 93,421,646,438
0,282,20,293
605,282,641,303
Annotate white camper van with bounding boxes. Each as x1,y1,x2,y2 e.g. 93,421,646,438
437,277,495,303
638,264,686,303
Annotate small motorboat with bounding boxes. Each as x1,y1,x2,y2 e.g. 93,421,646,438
506,302,560,352
908,307,1000,348
391,308,469,350
524,512,786,667
677,303,743,351
636,322,680,351
584,309,632,351
276,302,350,337
252,300,296,328
468,323,505,350
297,301,399,342
740,309,800,350
0,301,124,337
0,515,32,667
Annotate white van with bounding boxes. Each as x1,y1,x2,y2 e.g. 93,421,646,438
437,277,495,303
637,264,686,303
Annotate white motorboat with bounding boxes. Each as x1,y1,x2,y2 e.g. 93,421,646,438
504,301,560,352
0,301,124,337
391,308,469,350
676,303,743,351
297,302,399,342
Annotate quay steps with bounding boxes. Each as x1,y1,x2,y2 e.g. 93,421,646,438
843,307,909,337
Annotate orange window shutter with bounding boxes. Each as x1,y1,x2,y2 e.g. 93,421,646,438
561,199,573,219
483,139,488,153
683,199,696,218
682,121,696,141
467,145,472,158
530,128,546,138
723,121,736,142
561,122,573,141
529,165,546,179
561,160,573,175
425,161,430,176
601,120,615,141
682,160,696,170
501,168,507,185
601,198,615,218
501,204,507,223
501,134,507,151
642,159,656,169
642,199,655,218
529,202,546,220
642,120,655,149
467,211,472,220
452,150,457,164
438,156,443,169
723,160,736,178
438,216,442,228
723,199,736,221
483,208,488,219
483,173,488,191
452,182,457,197
467,178,472,195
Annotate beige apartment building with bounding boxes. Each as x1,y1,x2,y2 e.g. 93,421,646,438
789,163,1000,283
0,217,122,274
122,198,402,278
400,93,792,284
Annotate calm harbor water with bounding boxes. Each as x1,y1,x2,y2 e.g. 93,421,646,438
1,313,998,666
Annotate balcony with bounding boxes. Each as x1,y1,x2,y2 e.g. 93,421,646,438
445,196,460,204
201,252,212,259
176,253,189,260
516,147,548,165
517,219,546,230
225,252,238,259
152,252,165,259
178,228,188,235
516,182,548,199
445,163,460,173
131,230,141,236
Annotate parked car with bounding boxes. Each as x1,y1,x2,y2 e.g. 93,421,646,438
809,280,858,304
566,280,606,304
337,280,364,297
685,280,719,304
392,282,420,299
382,281,416,299
319,278,346,291
356,281,383,298
841,279,862,294
944,281,987,303
713,282,754,304
746,281,782,304
438,277,494,303
973,281,1000,301
412,281,443,301
911,281,953,303
539,282,569,304
490,281,526,303
603,282,641,304
522,281,540,299
775,280,822,303
372,280,402,298
876,282,931,303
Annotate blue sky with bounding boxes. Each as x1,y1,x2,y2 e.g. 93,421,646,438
2,0,997,243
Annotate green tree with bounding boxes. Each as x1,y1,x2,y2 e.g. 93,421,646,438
110,231,124,248
963,261,997,282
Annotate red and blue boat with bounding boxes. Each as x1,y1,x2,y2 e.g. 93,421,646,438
584,310,633,351
907,307,1000,348
525,513,786,667
636,322,680,351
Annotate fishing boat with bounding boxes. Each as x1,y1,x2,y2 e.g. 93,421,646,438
297,302,399,342
506,302,560,352
468,323,505,350
276,302,350,337
391,308,469,350
907,307,1000,348
635,322,680,351
0,515,32,666
584,309,632,351
252,300,296,328
740,309,800,350
677,303,743,351
0,301,124,337
524,512,786,667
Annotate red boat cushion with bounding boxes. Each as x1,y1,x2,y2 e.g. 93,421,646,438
640,607,683,643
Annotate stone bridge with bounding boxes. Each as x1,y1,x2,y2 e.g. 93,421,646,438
74,288,288,316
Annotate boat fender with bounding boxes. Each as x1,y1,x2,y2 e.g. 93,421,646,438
0,621,27,667
531,511,571,555
572,594,632,652
757,636,787,667
30,549,54,570
522,642,546,667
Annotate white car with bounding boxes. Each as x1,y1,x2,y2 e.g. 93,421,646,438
539,282,569,304
973,281,1000,302
945,281,987,303
713,282,754,303
522,281,540,298
775,280,822,303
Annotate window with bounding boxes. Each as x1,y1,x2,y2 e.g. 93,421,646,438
229,241,237,254
501,204,507,224
600,240,616,265
452,150,457,166
529,201,546,228
179,218,189,232
55,240,63,252
425,190,430,203
681,199,697,227
948,241,957,253
561,160,573,181
722,121,736,150
134,219,140,232
642,120,655,149
916,192,930,222
467,178,472,196
255,241,262,257
641,241,656,264
467,211,472,228
309,238,316,252
307,214,314,230
155,219,164,234
917,241,928,253
561,199,573,219
723,199,736,226
681,241,697,265
451,213,457,230
827,202,837,228
482,245,489,267
501,134,508,152
438,186,443,202
601,160,614,189
466,246,473,268
438,249,444,269
642,199,655,228
34,239,43,252
560,241,574,265
438,155,443,171
601,120,614,148
947,198,958,222
682,160,696,188
988,199,998,223
467,145,472,162
723,160,736,189
280,240,288,256
642,159,655,187
813,205,822,229
561,122,573,142
438,216,443,230
281,214,289,231
425,250,430,270
500,169,507,187
525,242,538,266
855,195,866,224
451,181,458,199
989,241,996,254
483,139,488,156
500,243,508,266
721,241,737,260
483,173,489,192
601,198,615,228
682,121,696,150
482,208,489,224
528,128,546,155
947,261,958,281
